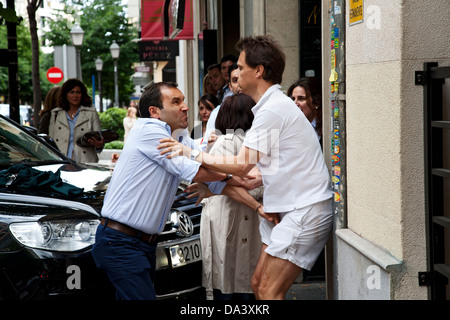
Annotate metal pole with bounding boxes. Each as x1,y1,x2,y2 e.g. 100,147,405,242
114,59,119,107
6,0,20,124
76,47,82,80
98,70,103,112
330,0,347,228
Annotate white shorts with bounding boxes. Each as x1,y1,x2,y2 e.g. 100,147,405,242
260,198,333,271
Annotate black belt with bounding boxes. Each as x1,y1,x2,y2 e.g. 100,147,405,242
101,218,158,244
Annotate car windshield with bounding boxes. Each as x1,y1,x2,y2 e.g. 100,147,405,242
0,117,63,165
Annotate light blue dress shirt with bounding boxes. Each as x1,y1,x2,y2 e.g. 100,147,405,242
101,118,225,234
66,109,80,160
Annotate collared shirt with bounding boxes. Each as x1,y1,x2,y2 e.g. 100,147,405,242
244,85,332,213
101,118,224,234
66,109,80,160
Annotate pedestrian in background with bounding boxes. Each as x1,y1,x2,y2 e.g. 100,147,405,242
191,93,219,145
38,86,61,134
201,62,241,152
49,78,104,163
123,105,138,142
287,77,323,142
207,63,226,103
220,54,238,101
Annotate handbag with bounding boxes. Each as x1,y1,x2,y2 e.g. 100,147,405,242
76,129,119,147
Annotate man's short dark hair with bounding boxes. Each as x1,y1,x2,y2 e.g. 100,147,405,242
228,63,239,82
220,54,238,64
215,93,255,134
207,63,221,72
139,82,178,118
236,35,286,85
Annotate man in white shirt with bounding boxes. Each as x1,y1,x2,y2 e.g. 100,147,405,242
158,36,333,300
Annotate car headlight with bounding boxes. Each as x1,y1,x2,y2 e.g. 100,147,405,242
9,220,100,252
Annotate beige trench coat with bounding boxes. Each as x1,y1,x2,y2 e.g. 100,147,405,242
48,106,101,164
201,132,263,296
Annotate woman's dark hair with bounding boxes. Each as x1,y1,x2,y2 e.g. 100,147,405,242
287,77,323,138
59,78,92,111
138,82,178,118
215,93,255,133
198,93,219,111
236,35,285,85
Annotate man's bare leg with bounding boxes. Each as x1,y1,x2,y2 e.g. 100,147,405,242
251,244,268,299
252,245,302,300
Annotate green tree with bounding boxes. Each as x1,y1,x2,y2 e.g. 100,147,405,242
0,8,52,110
0,23,51,105
27,0,43,126
99,107,127,140
44,0,139,107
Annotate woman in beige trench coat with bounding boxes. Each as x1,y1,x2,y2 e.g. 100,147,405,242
49,79,104,164
200,93,263,300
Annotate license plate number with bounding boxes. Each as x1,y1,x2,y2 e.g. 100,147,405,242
169,240,201,268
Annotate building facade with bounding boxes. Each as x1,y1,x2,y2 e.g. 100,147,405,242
189,0,450,300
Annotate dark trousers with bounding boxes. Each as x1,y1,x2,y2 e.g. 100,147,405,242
91,221,157,300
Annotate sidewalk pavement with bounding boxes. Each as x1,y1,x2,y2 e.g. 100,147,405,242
285,280,326,300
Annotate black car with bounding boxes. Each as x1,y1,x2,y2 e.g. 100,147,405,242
0,115,203,300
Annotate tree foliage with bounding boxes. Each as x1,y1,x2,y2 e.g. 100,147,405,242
0,23,52,105
43,0,139,107
99,107,127,141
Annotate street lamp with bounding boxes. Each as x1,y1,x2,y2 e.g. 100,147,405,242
109,41,120,107
95,56,104,112
70,23,84,80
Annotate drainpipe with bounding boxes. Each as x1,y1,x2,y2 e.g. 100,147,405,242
328,0,347,300
330,0,347,229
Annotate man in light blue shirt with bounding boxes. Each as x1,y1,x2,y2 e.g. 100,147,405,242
92,82,229,300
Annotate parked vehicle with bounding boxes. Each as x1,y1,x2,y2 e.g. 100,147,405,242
0,115,203,300
0,104,33,126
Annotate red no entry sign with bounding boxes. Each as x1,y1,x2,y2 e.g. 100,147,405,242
47,67,64,84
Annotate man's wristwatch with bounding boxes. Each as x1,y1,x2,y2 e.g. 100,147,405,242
190,149,200,161
222,174,233,182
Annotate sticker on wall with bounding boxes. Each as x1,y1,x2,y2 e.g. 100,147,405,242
334,166,341,177
334,129,340,140
333,175,340,189
329,50,338,82
332,154,340,165
334,138,340,147
334,192,341,202
334,38,339,48
334,1,342,15
334,145,340,154
334,28,339,38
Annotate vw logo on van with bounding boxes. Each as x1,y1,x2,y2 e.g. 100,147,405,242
170,211,194,237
